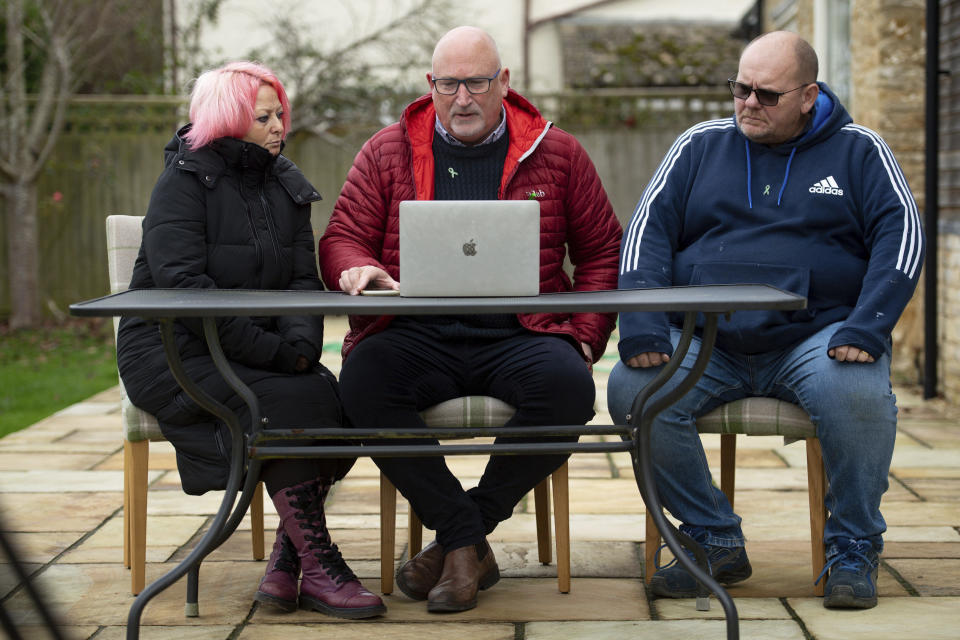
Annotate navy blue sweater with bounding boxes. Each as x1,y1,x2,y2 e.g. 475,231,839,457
618,83,924,360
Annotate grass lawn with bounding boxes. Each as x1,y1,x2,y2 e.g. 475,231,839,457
0,319,118,438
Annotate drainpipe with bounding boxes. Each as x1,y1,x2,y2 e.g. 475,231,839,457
924,0,940,399
523,0,531,91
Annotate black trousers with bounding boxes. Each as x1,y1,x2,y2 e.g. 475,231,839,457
338,322,596,552
134,351,354,497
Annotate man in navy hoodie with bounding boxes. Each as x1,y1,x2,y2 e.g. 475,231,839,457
608,31,924,609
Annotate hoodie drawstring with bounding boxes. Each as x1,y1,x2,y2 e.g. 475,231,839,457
744,139,798,208
777,147,797,206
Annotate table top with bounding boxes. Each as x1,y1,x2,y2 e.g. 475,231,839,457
70,285,805,318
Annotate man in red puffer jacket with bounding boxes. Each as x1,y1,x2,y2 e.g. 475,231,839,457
318,25,621,614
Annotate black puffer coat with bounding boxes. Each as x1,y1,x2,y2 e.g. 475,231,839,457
117,126,328,493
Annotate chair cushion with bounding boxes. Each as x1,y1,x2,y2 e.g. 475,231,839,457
122,394,164,442
106,215,145,296
420,396,516,428
697,397,816,439
107,215,165,443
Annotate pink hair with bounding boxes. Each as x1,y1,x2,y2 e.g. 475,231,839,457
183,61,292,150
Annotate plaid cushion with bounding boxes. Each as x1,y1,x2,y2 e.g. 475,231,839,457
107,215,165,443
121,386,163,442
420,396,516,428
697,397,816,440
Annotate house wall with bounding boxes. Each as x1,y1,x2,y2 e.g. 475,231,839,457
766,0,930,390
850,0,927,386
174,0,754,92
525,0,756,92
939,0,960,402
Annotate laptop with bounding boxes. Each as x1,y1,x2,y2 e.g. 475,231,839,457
397,200,540,297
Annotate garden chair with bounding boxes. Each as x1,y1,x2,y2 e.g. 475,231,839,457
105,214,265,595
379,395,571,594
643,397,827,596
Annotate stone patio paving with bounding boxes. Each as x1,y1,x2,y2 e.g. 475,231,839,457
2,317,960,639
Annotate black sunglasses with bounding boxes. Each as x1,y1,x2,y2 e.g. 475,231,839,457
727,79,809,107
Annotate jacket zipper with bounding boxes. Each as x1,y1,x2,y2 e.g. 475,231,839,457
500,121,551,198
240,182,264,270
259,183,283,270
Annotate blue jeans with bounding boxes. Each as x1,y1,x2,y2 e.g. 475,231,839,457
607,322,896,550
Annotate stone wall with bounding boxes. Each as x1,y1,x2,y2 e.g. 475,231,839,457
937,1,960,402
941,228,960,399
765,0,931,388
850,0,927,386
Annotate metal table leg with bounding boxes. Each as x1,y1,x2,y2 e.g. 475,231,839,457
125,319,253,640
628,311,740,640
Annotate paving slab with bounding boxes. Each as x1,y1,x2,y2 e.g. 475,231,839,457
882,540,960,558
0,493,120,531
10,626,100,640
2,531,84,564
238,622,516,640
4,561,261,627
789,596,960,640
95,627,235,640
253,577,649,623
655,596,792,620
0,562,41,598
3,362,960,640
61,515,206,564
94,445,178,472
883,525,960,542
525,619,805,639
0,470,125,493
0,452,108,471
885,558,960,596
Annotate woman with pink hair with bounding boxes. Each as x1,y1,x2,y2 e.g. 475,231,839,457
116,61,385,619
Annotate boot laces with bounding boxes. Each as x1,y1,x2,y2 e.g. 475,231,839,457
289,484,328,537
274,533,299,574
654,528,731,575
815,539,876,585
312,540,358,585
654,541,731,575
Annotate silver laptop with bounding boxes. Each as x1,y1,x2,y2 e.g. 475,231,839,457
398,200,540,297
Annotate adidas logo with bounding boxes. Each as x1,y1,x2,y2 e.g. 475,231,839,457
809,175,844,196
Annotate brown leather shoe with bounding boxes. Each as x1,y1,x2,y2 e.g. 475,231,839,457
426,542,500,613
396,540,445,600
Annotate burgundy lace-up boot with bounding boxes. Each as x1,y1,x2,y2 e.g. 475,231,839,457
273,478,386,619
253,523,300,612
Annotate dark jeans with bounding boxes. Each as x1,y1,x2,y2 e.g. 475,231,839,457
338,322,596,551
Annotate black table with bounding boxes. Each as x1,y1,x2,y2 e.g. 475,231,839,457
71,285,806,640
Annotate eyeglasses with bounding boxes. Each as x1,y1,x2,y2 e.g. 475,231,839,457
431,69,501,95
727,79,809,106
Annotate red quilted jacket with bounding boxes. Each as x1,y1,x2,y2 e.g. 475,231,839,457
318,89,622,360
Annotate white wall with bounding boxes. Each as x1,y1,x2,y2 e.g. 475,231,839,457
174,0,754,95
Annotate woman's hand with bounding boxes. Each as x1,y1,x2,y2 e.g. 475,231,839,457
294,355,310,373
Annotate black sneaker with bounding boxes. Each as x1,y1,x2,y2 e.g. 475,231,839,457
819,539,879,609
649,529,752,598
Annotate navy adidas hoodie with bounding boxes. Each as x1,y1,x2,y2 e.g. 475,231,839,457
617,82,924,360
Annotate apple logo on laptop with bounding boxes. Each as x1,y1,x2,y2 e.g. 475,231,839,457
462,239,477,256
